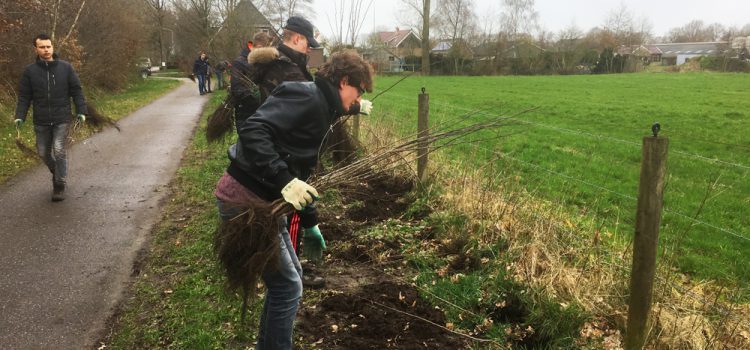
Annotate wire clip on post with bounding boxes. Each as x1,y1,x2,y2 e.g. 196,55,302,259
421,87,426,94
652,122,661,137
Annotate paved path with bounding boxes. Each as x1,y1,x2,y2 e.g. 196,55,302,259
0,79,208,349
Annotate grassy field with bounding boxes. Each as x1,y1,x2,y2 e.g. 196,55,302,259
0,78,180,184
371,73,750,296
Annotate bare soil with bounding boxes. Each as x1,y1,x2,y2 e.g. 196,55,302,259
295,174,470,349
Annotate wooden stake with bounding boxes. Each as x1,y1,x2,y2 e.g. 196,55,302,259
626,135,669,350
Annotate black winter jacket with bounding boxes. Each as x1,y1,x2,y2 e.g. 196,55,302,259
226,77,345,228
193,57,209,75
15,54,87,125
253,44,313,102
230,46,261,122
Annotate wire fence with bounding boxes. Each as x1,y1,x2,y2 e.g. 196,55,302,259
360,83,750,346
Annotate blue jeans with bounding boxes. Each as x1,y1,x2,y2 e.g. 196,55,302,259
197,73,207,94
34,123,69,185
216,200,303,350
215,71,224,89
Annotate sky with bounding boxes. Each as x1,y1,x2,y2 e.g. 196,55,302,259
310,0,750,41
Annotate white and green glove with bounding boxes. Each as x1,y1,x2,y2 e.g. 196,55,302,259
303,225,326,262
359,99,373,115
281,178,319,210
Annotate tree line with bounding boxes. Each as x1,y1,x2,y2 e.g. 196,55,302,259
383,0,750,75
0,0,312,109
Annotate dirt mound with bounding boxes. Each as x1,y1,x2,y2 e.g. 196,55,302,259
295,174,468,349
297,280,467,349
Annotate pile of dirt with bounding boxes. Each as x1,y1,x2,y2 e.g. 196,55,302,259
296,174,470,349
297,280,467,349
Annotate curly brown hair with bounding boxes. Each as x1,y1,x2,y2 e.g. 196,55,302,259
316,50,374,93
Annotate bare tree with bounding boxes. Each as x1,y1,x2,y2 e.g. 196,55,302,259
434,0,477,74
260,0,315,32
398,0,432,74
500,0,538,42
603,4,651,46
144,0,173,65
173,0,218,57
325,0,373,50
668,20,726,43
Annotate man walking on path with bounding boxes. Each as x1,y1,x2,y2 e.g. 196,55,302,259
14,33,87,202
0,77,208,350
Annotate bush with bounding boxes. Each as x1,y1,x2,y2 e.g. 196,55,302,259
700,56,750,72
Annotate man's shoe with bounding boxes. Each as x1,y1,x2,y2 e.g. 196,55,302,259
52,184,65,202
302,274,325,289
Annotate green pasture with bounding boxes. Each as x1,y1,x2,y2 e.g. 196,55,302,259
371,73,750,296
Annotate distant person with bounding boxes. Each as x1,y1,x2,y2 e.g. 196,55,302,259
193,51,209,95
214,60,229,90
206,56,213,93
14,33,87,202
214,51,374,349
230,31,273,128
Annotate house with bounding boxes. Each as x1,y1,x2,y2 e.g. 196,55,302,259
431,39,474,57
231,0,279,42
651,42,728,65
616,45,663,63
363,28,422,72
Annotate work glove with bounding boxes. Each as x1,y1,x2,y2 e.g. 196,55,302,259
281,178,319,210
77,114,86,123
302,225,326,262
14,119,24,128
359,99,373,115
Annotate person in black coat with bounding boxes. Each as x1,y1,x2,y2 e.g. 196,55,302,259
214,51,373,349
14,33,87,202
192,51,209,95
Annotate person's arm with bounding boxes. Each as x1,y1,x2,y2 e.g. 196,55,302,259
67,64,87,116
236,84,316,193
14,68,33,121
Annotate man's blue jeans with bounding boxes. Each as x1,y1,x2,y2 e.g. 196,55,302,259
217,199,303,350
34,123,69,186
216,71,224,89
197,73,207,94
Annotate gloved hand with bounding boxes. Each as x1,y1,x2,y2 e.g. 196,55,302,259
281,178,319,210
14,119,24,128
77,114,86,123
359,99,373,115
303,225,326,262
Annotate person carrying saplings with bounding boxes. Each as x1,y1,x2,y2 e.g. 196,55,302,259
214,51,374,349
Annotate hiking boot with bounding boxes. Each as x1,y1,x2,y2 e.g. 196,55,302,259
52,183,65,202
302,274,325,289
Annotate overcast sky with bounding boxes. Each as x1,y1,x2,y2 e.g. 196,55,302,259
310,0,750,41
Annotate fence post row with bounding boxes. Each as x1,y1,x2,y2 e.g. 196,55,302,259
417,88,430,181
625,125,669,350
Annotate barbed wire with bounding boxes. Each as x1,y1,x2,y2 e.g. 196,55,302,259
378,93,750,171
375,77,750,152
460,142,750,243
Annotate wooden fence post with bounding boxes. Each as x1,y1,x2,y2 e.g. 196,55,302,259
625,126,669,350
352,114,360,142
417,88,429,181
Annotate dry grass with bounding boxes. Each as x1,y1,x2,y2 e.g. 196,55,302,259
356,115,750,349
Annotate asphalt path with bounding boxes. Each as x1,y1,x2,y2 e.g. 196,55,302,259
0,79,208,349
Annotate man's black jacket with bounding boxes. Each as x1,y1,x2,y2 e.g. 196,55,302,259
227,77,345,228
193,57,209,75
252,44,313,102
15,54,87,125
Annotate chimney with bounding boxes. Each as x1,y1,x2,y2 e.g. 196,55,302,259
395,26,400,32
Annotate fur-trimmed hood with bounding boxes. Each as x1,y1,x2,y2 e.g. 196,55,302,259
248,47,280,65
